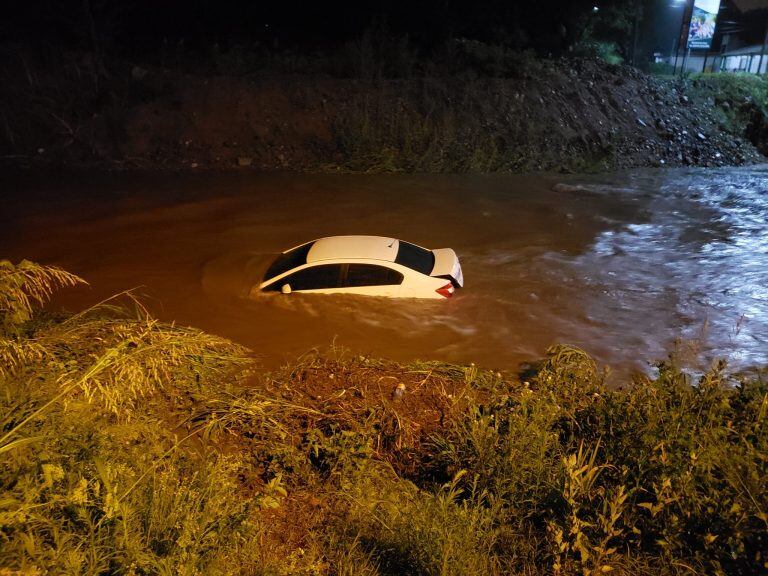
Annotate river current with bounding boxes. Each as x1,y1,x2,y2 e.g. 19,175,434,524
2,167,766,375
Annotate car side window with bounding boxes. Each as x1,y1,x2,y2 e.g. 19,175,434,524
266,264,343,291
345,264,404,287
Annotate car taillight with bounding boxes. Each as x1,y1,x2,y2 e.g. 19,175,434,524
436,282,454,298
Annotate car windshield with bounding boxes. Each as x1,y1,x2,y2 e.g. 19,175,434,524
264,242,313,281
395,241,435,275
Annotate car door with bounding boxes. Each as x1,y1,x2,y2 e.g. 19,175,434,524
264,264,343,292
336,262,404,297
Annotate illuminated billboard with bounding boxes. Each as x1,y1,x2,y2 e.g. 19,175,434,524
687,0,721,49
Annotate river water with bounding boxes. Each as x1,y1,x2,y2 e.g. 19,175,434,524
1,167,767,375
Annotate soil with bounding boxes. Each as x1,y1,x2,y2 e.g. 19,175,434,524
258,355,502,482
0,54,763,172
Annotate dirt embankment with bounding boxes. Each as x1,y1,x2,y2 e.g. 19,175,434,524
0,55,763,172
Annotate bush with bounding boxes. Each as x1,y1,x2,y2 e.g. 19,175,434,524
686,73,768,152
570,41,624,66
2,261,766,575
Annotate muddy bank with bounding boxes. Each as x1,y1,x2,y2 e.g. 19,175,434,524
0,54,764,172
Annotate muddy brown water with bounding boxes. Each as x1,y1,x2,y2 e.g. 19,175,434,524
2,167,767,376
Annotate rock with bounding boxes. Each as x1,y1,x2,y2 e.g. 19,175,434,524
697,132,707,141
237,156,252,167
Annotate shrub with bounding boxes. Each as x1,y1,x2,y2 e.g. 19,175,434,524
1,261,766,575
686,73,768,153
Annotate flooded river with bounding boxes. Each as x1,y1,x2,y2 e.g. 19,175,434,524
1,167,767,375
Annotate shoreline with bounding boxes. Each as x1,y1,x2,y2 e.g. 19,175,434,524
2,57,766,175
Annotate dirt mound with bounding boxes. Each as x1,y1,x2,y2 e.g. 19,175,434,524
0,54,762,172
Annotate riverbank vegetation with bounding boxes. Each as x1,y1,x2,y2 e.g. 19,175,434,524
4,1,768,173
686,73,768,157
3,49,763,174
1,259,767,575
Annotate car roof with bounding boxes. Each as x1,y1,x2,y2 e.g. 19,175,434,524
307,235,400,263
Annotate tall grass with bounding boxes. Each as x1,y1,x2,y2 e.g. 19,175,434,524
0,259,84,330
1,260,766,575
0,260,265,574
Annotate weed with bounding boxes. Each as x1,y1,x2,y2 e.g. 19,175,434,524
1,261,766,575
0,259,85,331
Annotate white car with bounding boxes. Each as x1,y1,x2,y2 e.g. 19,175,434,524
258,236,464,299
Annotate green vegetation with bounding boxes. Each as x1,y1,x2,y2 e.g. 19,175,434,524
686,73,768,154
1,260,767,575
328,70,561,174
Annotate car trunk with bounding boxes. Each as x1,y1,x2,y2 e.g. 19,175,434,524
430,248,464,288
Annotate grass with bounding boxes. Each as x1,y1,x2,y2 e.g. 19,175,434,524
328,78,541,174
685,73,768,154
1,259,767,575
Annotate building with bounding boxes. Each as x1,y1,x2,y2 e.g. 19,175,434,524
671,0,768,73
713,43,768,72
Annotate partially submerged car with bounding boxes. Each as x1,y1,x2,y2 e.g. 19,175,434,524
258,236,464,299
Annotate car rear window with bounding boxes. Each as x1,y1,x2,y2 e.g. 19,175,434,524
395,241,435,275
264,242,313,282
346,264,404,287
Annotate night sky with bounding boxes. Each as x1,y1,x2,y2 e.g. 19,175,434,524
0,1,664,59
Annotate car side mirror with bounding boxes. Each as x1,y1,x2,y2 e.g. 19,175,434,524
281,283,292,294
